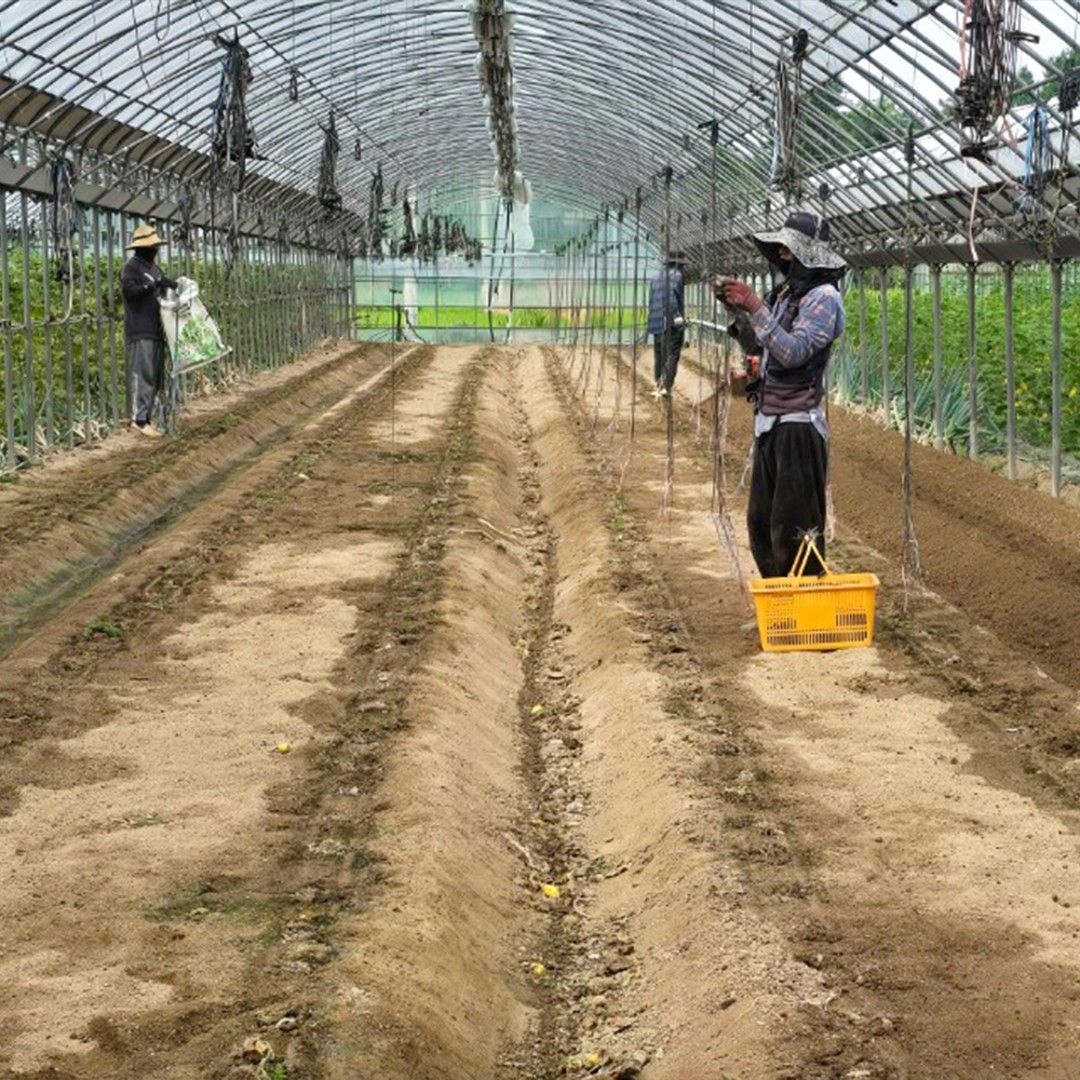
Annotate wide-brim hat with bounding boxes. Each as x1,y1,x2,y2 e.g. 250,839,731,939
753,210,845,271
126,223,167,249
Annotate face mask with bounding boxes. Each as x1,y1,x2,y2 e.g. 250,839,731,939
139,247,159,263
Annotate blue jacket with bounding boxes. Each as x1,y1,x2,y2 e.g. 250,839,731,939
646,268,684,336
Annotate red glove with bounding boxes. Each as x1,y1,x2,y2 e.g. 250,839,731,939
717,278,764,315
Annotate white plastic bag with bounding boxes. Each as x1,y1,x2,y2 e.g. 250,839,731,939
159,276,231,374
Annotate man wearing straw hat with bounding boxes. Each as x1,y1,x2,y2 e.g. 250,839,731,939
714,210,846,578
121,223,178,437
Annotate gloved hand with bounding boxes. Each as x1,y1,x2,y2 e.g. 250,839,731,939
673,314,686,329
159,275,179,292
717,278,763,314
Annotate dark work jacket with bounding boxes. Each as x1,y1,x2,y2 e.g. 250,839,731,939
121,254,166,342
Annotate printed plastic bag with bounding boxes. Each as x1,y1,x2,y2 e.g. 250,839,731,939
159,276,231,374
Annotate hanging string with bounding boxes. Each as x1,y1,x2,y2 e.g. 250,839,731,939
955,0,1030,260
610,201,626,431
591,208,610,431
771,29,808,203
661,165,675,518
1015,101,1051,238
317,109,343,214
49,153,80,323
901,123,923,602
630,187,642,441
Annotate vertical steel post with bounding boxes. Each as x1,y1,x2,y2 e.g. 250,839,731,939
20,186,36,462
61,228,76,449
92,208,106,430
967,262,978,459
78,211,91,442
1003,262,1017,480
931,264,944,451
879,266,890,424
1,191,14,470
40,217,55,450
106,212,120,427
1051,259,1063,497
858,266,869,404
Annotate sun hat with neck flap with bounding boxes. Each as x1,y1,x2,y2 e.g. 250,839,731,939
126,223,167,250
752,210,846,271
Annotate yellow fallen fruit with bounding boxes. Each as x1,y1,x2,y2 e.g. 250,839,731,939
541,883,561,899
531,962,546,976
276,742,291,754
585,1052,602,1067
530,704,544,716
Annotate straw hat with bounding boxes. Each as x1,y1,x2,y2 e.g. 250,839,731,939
126,223,167,249
752,210,846,271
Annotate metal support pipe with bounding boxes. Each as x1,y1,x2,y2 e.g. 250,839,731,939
967,262,978,459
931,264,943,451
1,191,14,469
20,184,35,462
1003,262,1017,480
1051,259,1063,498
858,266,869,404
879,267,889,424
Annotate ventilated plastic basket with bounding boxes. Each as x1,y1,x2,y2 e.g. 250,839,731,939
749,535,879,653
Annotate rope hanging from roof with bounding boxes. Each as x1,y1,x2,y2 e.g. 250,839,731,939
471,0,520,202
1015,102,1052,234
368,164,386,258
210,31,258,194
317,110,343,214
770,29,808,202
901,123,922,597
955,0,1029,161
400,195,417,259
48,154,80,322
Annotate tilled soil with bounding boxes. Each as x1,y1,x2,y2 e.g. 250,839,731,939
1,344,1079,1080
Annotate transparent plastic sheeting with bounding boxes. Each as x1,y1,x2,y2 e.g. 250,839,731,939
0,0,1079,251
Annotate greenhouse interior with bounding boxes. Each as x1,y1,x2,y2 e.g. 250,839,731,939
2,2,1080,1079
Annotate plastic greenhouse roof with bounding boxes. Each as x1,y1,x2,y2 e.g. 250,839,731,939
0,0,1078,256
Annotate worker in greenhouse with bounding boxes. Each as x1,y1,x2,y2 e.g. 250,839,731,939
715,210,846,578
121,224,178,437
647,252,687,397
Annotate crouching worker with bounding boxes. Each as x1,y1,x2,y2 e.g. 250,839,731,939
714,211,846,578
121,224,178,437
647,252,687,397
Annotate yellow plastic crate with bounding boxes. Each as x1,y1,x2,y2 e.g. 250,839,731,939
749,535,879,653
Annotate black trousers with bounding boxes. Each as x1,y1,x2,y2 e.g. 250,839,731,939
652,329,684,391
747,422,828,578
126,337,165,424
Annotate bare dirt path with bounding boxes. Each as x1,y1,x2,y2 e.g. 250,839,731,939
0,341,464,1078
559,340,1080,1077
3,342,1080,1080
0,341,424,659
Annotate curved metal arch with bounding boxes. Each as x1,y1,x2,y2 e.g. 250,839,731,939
1,0,1078,256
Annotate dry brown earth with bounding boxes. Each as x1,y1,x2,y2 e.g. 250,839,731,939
1,343,1078,1080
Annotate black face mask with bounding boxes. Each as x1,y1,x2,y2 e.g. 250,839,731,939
137,247,159,264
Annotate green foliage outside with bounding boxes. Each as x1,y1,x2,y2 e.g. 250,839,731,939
1013,48,1080,107
0,245,335,457
355,304,649,332
834,268,1080,457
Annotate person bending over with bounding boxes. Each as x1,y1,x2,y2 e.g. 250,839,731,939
714,211,846,578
